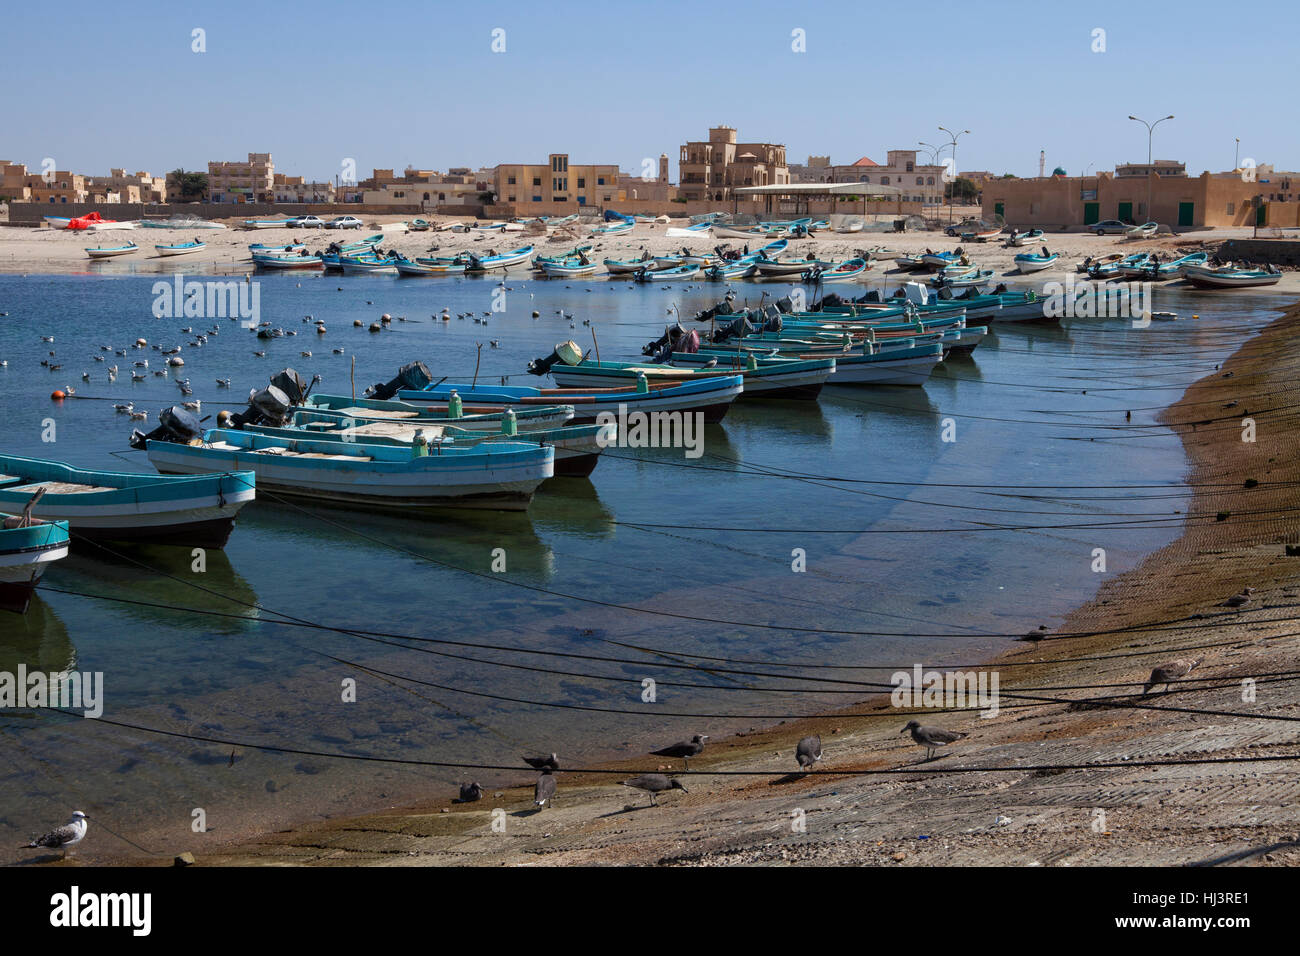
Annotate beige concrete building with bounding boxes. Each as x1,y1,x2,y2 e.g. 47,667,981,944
85,169,167,204
273,174,336,203
347,166,488,208
494,154,620,209
981,164,1294,229
0,161,32,201
207,152,274,203
678,126,788,202
616,154,674,203
828,151,945,204
789,156,832,183
28,170,88,204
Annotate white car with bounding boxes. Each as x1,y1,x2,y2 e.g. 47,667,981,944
325,216,364,230
292,215,325,228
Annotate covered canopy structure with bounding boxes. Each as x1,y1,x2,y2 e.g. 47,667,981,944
732,181,904,217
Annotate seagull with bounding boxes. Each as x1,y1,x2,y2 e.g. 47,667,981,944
621,774,688,807
41,335,54,343
651,734,708,770
216,378,231,387
1219,587,1256,608
22,810,87,856
458,782,484,803
901,720,966,761
522,753,559,771
131,371,146,381
113,403,134,413
182,400,200,411
534,770,556,809
1142,658,1203,695
795,735,823,771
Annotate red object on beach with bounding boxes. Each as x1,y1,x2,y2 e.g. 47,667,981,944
66,212,113,230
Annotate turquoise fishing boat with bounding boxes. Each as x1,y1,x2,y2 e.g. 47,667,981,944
0,496,69,614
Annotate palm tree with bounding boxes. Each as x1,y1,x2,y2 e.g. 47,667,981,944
168,168,209,203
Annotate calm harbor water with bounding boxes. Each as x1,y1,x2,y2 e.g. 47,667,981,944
0,265,1275,860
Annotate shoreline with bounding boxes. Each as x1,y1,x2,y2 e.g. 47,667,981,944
89,296,1300,866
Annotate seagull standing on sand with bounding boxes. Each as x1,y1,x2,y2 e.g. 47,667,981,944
1219,587,1256,608
651,734,708,770
22,810,87,856
795,735,823,771
534,770,556,809
458,782,484,803
622,774,687,807
1142,658,1203,695
900,720,966,761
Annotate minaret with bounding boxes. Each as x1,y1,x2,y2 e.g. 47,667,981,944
659,153,669,183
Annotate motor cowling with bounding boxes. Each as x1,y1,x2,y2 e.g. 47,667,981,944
366,361,433,400
527,340,584,376
129,405,203,450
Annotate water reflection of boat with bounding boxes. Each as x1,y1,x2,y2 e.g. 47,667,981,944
530,480,616,540
58,546,260,634
0,597,76,676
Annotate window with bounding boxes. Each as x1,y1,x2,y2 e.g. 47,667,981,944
916,176,924,185
906,162,914,172
597,177,605,186
508,195,516,202
881,176,889,185
577,178,585,188
1226,202,1235,215
927,176,935,186
532,196,540,203
532,177,541,186
860,175,867,183
507,176,516,185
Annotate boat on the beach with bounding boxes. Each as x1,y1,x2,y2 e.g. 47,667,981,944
395,259,464,276
1181,264,1283,289
252,252,324,270
85,242,139,259
1005,228,1045,247
0,452,255,548
755,256,827,278
540,257,599,278
704,259,758,280
920,250,964,271
0,494,69,615
140,216,226,230
463,245,534,272
243,219,297,229
931,267,995,289
155,240,206,257
802,257,868,283
140,429,554,513
338,254,399,274
1014,249,1060,273
1126,221,1159,238
633,263,699,282
604,253,656,274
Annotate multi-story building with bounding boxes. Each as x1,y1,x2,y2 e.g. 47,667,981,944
207,152,274,203
272,174,336,204
789,155,831,183
28,170,87,204
0,161,32,201
493,154,620,208
1115,159,1186,179
348,166,486,207
678,126,788,202
85,169,167,204
826,150,945,205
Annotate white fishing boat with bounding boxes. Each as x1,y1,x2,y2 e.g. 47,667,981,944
541,259,599,278
85,242,139,259
1126,221,1159,238
155,241,206,257
1182,264,1283,289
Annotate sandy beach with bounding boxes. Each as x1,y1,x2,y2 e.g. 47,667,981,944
3,217,1299,296
69,295,1297,868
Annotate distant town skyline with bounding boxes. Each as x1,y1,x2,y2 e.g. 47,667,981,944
6,0,1295,183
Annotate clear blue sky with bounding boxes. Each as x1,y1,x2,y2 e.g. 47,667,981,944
5,0,1293,182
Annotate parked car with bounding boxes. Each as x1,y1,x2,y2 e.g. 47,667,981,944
325,216,364,230
292,215,325,229
1091,220,1130,235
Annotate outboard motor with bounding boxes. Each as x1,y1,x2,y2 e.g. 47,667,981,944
129,405,203,450
711,313,757,344
366,361,432,400
775,295,793,314
527,340,585,376
642,321,687,358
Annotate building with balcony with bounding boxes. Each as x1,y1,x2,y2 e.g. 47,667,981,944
493,154,620,208
207,152,274,203
678,126,788,202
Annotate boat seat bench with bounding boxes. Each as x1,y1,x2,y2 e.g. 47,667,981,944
8,480,117,494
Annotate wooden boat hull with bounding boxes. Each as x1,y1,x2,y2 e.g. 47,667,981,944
0,456,255,549
1182,267,1282,289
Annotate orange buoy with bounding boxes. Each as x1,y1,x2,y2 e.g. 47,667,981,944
51,390,66,400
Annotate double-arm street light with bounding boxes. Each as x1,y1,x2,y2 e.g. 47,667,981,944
938,126,970,224
1128,113,1174,223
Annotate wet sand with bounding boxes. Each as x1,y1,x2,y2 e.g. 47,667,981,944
98,296,1300,867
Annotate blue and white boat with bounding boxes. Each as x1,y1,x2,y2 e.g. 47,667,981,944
252,252,324,270
85,242,139,259
590,220,634,237
141,429,554,513
0,497,69,614
155,240,206,257
633,263,699,282
464,245,535,272
0,454,255,548
1014,248,1059,274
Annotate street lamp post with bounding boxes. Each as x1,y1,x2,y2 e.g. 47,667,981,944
1127,113,1174,224
938,126,970,225
1234,137,1240,171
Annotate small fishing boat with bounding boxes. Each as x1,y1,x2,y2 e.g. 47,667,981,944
141,430,554,513
930,268,995,289
541,258,599,278
664,222,715,240
1126,221,1159,238
44,216,72,230
0,493,69,614
395,259,464,276
565,353,835,400
406,371,745,425
634,263,700,282
155,240,206,257
705,260,758,280
1076,253,1124,274
85,242,139,259
0,453,255,548
605,253,656,274
755,257,828,278
248,242,307,253
474,222,506,232
532,245,594,270
802,257,868,283
338,254,399,275
463,245,534,272
1181,264,1283,289
303,394,575,432
861,246,899,261
590,220,634,237
1118,252,1210,280
140,216,226,230
409,219,432,231
920,250,964,271
243,219,297,229
1005,228,1045,247
252,252,324,270
1014,248,1060,274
